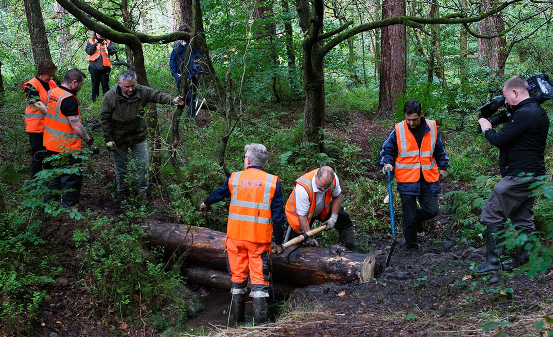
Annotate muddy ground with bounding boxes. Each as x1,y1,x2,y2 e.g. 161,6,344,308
28,111,553,336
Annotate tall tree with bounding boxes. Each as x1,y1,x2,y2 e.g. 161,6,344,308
478,0,507,77
23,0,52,68
54,2,71,64
281,0,299,95
293,0,520,149
378,0,406,118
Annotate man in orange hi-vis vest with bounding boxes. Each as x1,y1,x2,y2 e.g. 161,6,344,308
23,59,58,178
43,69,99,208
200,144,285,325
285,166,356,251
379,99,450,249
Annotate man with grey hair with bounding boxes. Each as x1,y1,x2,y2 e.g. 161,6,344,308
101,70,185,204
200,143,285,325
476,76,549,273
285,165,356,251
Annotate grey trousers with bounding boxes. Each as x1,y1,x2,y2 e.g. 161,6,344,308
480,176,536,231
112,140,149,197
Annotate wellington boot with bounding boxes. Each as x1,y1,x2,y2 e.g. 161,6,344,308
339,227,357,251
477,224,505,274
252,297,268,324
230,293,245,324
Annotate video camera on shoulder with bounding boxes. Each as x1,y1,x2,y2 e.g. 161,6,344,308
476,73,553,128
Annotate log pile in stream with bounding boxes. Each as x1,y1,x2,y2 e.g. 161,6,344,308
144,219,375,289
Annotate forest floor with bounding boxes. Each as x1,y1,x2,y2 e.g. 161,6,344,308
32,110,553,337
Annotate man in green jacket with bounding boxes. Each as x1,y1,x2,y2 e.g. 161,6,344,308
101,70,184,204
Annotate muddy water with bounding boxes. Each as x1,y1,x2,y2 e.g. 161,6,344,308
185,287,290,331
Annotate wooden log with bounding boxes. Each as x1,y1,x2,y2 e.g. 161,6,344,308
144,219,373,286
181,266,296,296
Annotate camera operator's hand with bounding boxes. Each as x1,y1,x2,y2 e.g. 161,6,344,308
478,118,492,133
382,164,393,174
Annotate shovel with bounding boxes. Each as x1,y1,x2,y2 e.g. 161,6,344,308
385,168,397,267
282,225,327,248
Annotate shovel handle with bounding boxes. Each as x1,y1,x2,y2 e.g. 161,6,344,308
282,225,327,248
387,168,396,238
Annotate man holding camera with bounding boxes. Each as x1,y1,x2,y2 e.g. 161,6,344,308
477,76,549,274
379,99,450,249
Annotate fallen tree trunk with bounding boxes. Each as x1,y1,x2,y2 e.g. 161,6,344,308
182,266,296,296
144,219,373,286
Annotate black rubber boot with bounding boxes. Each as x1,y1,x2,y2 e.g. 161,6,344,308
339,227,357,251
230,292,246,324
252,297,268,324
477,224,505,274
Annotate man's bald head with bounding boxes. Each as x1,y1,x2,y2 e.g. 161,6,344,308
316,166,334,190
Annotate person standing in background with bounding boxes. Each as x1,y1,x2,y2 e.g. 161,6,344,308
86,31,115,102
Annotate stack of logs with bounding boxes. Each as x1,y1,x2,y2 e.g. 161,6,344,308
144,220,376,294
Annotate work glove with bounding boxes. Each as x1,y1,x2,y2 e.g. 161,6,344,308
86,138,100,155
382,164,393,174
271,243,285,255
173,95,185,106
106,141,117,152
324,214,338,230
306,237,318,247
200,202,210,215
439,170,448,180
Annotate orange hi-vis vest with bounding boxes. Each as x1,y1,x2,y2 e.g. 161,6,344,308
23,77,57,133
227,168,278,243
285,168,336,234
394,119,439,183
88,38,111,67
43,87,82,153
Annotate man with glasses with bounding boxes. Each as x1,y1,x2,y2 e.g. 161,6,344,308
285,165,356,251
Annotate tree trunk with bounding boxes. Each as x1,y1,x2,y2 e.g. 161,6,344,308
178,0,192,27
144,220,373,286
478,0,506,77
0,61,4,98
378,0,406,118
429,2,445,87
120,0,135,66
23,0,52,68
459,0,468,86
54,2,70,64
181,266,296,295
281,0,299,95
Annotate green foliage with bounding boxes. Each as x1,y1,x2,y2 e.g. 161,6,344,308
0,210,54,329
73,214,197,328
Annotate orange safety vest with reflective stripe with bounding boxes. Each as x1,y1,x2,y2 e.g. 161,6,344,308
227,168,278,243
285,169,336,234
43,87,82,153
23,78,57,133
394,119,439,183
88,39,111,67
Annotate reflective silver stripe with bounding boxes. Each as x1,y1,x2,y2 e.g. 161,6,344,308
421,160,437,170
25,113,45,118
397,122,419,157
228,213,272,224
230,199,271,210
43,125,77,139
395,162,420,169
263,174,275,204
297,176,313,194
420,120,437,157
46,91,72,121
231,288,247,295
231,171,241,200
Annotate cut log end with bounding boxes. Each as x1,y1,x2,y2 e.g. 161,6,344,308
359,254,376,283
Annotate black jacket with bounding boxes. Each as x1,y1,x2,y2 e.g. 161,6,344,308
484,97,549,177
